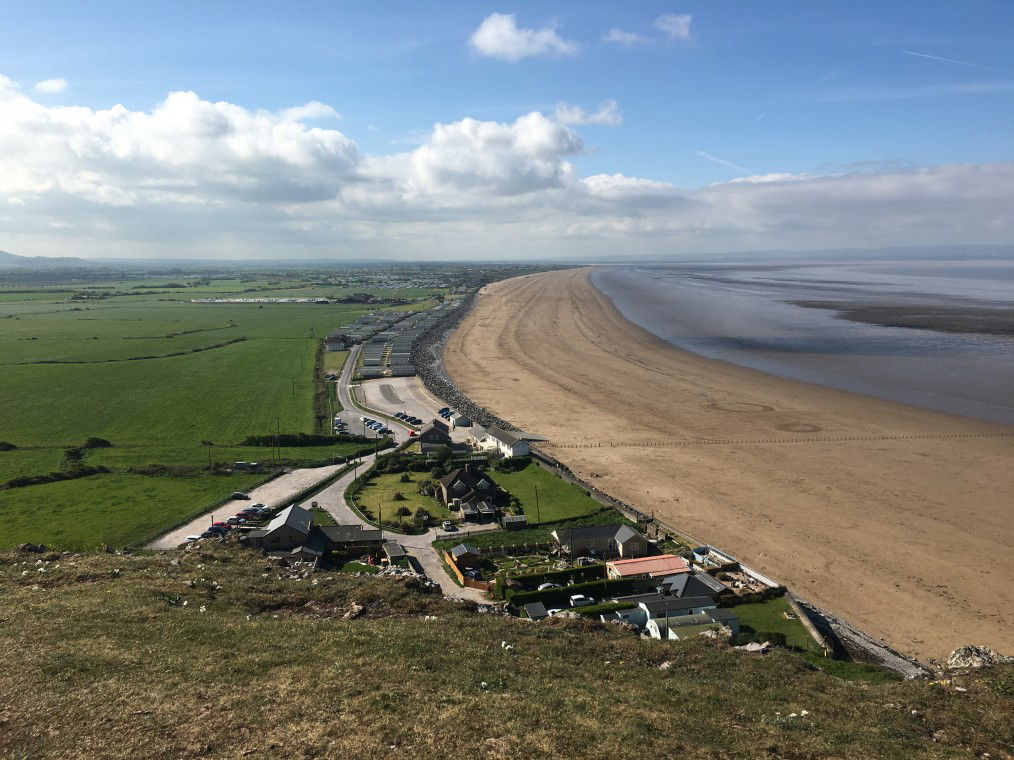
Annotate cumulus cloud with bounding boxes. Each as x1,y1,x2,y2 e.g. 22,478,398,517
469,13,578,61
554,100,622,126
33,78,68,94
655,13,692,40
603,28,649,46
1,77,1012,260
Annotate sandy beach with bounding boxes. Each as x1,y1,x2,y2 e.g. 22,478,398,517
444,268,1014,662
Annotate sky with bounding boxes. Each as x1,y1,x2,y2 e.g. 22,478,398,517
0,0,1012,260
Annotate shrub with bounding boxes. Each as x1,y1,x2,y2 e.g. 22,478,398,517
64,447,83,462
0,441,17,451
395,505,411,517
82,437,112,449
1,465,109,490
399,472,411,483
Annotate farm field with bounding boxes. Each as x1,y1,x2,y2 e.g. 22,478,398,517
0,274,445,549
0,472,264,550
486,460,604,524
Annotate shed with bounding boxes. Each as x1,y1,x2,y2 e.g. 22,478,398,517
450,543,481,569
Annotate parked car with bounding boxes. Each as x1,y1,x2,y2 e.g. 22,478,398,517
185,535,201,542
537,582,562,591
408,430,417,437
251,503,266,509
438,407,450,414
231,491,250,500
395,412,406,419
547,608,564,616
463,568,481,580
199,530,216,539
569,594,595,607
226,517,245,525
441,520,455,531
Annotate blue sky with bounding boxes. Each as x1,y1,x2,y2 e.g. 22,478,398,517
1,1,1012,259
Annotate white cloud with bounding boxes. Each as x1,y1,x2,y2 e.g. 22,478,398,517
33,78,68,94
603,28,648,46
554,100,622,126
655,13,692,41
469,13,578,61
1,77,1012,260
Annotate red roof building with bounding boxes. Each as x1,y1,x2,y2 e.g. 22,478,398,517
606,554,690,580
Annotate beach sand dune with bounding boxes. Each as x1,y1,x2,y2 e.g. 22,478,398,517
444,268,1013,661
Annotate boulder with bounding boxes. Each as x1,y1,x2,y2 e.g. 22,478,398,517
946,645,1014,670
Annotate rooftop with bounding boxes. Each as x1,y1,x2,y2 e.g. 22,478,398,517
608,554,689,578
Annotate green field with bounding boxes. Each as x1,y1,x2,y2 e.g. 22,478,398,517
486,460,604,524
0,275,446,549
0,472,264,549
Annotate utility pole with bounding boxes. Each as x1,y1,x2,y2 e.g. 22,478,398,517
533,484,540,524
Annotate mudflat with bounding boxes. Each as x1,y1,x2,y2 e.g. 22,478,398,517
444,268,1014,661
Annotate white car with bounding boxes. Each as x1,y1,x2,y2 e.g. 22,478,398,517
547,608,564,616
569,594,595,607
184,535,201,542
537,582,562,591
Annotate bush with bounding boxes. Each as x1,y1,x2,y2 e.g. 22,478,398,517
392,491,407,502
0,441,17,451
399,472,411,483
82,437,112,449
64,447,83,462
1,465,110,490
240,432,372,447
395,505,411,517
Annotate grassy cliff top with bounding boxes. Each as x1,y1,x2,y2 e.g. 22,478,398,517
1,543,1011,759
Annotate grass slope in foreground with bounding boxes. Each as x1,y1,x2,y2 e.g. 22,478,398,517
1,542,1011,759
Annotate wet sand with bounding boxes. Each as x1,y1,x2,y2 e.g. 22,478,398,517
444,268,1014,662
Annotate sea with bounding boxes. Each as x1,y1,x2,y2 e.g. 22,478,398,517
592,255,1014,424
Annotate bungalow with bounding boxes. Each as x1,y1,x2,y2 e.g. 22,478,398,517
658,570,732,599
601,593,718,629
646,609,740,640
417,419,452,453
606,554,690,580
551,524,649,558
472,426,531,458
244,505,384,559
450,543,481,569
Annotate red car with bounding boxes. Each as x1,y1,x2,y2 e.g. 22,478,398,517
408,430,417,437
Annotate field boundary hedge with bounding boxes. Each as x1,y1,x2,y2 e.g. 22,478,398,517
507,577,637,608
0,465,110,490
494,563,607,599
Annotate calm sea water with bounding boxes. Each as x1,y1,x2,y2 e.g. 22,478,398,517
592,258,1014,424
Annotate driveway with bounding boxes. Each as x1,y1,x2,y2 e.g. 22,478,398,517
146,464,346,550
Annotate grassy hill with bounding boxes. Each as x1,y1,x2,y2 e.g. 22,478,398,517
1,541,1010,759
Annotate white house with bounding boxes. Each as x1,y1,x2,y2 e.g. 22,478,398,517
472,426,531,458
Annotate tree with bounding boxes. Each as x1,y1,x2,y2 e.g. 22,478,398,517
395,505,411,517
416,478,434,496
399,472,411,483
392,491,407,502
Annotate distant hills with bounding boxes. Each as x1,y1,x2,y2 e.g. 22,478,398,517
0,250,94,270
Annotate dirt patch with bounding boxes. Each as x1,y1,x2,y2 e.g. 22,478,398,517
708,401,775,413
776,423,824,433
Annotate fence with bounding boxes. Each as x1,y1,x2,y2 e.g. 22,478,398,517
443,551,494,592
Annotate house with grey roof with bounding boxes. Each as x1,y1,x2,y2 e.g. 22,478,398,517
551,523,648,558
474,427,531,458
243,505,383,560
450,543,481,569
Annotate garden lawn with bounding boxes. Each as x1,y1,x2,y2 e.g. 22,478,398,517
354,472,455,526
0,472,263,550
487,460,603,523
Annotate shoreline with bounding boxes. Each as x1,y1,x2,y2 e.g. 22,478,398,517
443,267,1013,661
